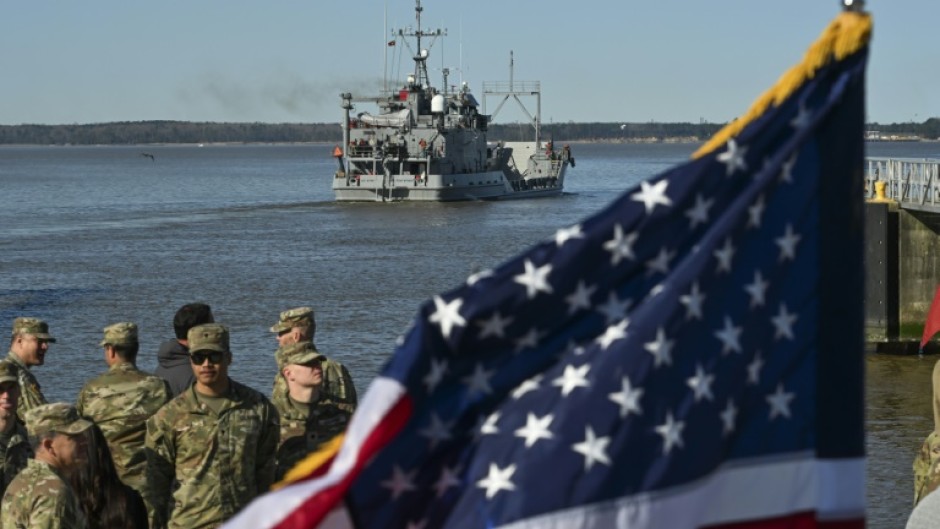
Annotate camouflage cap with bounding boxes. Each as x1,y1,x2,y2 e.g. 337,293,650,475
269,307,315,333
99,322,138,347
11,317,56,343
188,323,230,353
275,341,323,368
26,403,93,437
0,363,17,385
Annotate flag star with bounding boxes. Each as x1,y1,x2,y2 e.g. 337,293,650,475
714,316,743,354
686,364,715,402
649,283,665,298
655,412,685,455
714,238,736,273
747,195,766,229
466,269,493,286
790,102,812,130
685,194,714,229
463,364,494,395
645,247,675,276
477,463,516,499
597,292,632,324
609,376,644,418
597,319,629,350
419,413,453,449
603,224,638,265
381,465,417,500
771,303,798,340
514,259,554,299
717,138,748,176
429,296,466,340
514,413,555,448
565,280,597,315
679,282,706,321
775,224,801,262
514,328,543,352
552,364,590,396
511,375,542,399
744,270,769,308
423,358,448,392
747,351,764,385
780,153,797,184
644,327,674,368
572,426,612,471
720,399,738,435
479,411,500,436
433,465,462,498
631,178,673,214
564,340,587,356
767,383,796,420
477,311,513,339
554,224,584,246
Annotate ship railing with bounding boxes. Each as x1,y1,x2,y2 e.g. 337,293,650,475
482,81,541,94
866,157,940,207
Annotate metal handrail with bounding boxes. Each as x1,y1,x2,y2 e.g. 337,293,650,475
866,157,940,208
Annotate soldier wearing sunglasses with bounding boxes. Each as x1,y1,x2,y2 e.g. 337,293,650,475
145,323,279,529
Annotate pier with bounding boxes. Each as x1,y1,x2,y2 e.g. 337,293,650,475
865,157,940,343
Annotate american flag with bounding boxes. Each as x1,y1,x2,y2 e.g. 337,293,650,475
225,11,869,529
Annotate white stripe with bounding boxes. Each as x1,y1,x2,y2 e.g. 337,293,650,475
222,377,407,529
497,456,866,529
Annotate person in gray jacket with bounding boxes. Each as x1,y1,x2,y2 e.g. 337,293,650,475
154,303,213,396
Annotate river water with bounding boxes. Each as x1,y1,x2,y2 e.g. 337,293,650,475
1,141,938,527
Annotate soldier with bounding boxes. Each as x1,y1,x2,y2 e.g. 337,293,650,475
1,403,90,529
76,322,171,501
915,358,940,504
269,307,357,414
0,362,31,497
145,323,279,529
274,342,352,480
155,303,214,397
4,316,54,422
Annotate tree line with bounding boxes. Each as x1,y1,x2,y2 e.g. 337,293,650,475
0,119,933,145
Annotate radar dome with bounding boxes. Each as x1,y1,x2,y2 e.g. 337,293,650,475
431,94,446,114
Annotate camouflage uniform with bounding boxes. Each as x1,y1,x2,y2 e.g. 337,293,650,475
2,403,93,529
145,380,280,529
2,351,47,424
273,343,352,480
76,362,171,495
1,459,87,529
915,431,940,505
0,421,32,498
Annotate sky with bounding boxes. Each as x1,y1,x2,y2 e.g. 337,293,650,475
0,1,933,126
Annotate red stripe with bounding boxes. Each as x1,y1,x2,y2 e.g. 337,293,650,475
706,512,865,529
272,394,415,529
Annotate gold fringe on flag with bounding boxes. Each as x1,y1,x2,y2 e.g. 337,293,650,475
272,433,346,490
693,11,872,159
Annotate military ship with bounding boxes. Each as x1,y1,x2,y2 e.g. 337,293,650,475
331,0,573,202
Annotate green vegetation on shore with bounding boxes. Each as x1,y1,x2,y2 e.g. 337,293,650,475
0,118,936,145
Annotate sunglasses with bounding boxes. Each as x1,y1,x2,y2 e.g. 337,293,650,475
190,351,225,365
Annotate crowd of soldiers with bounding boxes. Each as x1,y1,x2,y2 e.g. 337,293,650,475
0,304,357,529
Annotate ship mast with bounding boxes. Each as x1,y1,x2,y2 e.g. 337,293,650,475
397,0,445,89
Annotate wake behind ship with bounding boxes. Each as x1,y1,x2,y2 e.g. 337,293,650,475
331,0,573,202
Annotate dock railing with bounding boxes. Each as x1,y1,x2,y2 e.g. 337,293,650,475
866,157,940,209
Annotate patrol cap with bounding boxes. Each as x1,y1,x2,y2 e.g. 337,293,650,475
275,342,323,368
99,322,138,347
269,307,315,333
0,363,17,385
11,317,56,343
26,403,93,437
188,323,230,353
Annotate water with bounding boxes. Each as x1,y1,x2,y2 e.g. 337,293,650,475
0,140,937,527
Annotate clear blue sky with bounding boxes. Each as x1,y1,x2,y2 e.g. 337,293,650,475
0,1,930,126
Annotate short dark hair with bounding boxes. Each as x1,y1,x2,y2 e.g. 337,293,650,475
173,303,213,340
111,343,139,362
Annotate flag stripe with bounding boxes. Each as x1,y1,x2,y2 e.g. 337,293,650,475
495,457,864,529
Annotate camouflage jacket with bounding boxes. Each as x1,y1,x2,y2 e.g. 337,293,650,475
3,351,47,424
0,422,32,499
1,459,87,529
76,362,171,495
272,354,357,414
145,379,280,529
915,430,940,505
274,393,352,480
